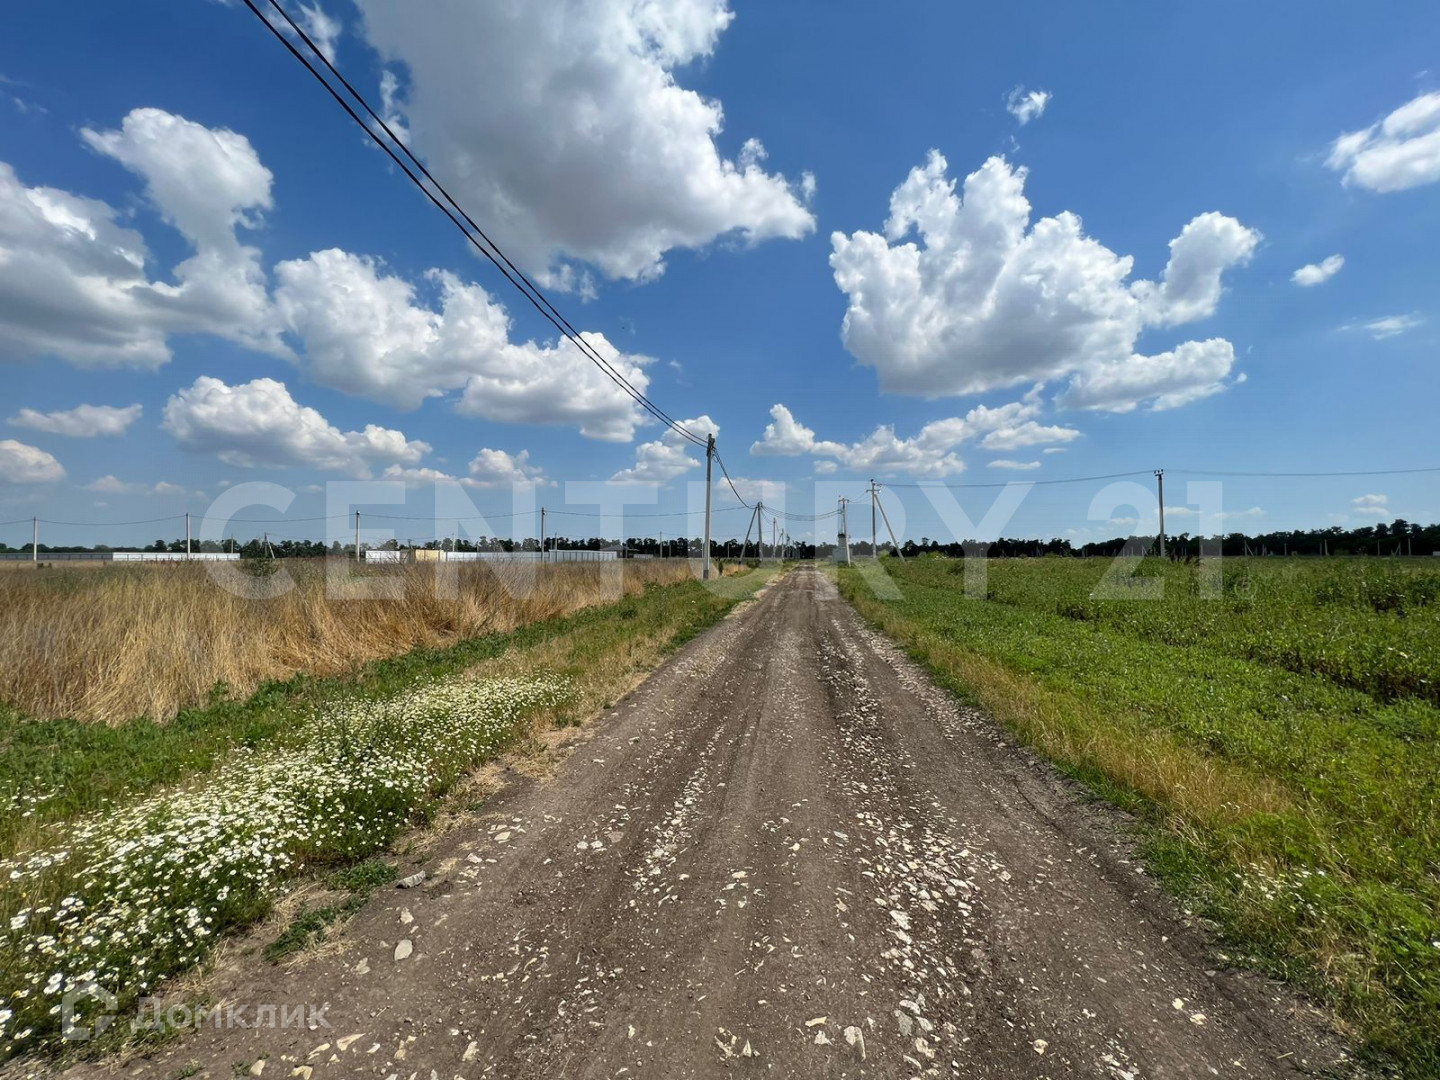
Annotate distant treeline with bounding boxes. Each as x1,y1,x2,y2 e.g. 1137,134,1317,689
1,518,1433,560
887,518,1437,559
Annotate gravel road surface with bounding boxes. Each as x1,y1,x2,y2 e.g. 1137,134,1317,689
58,567,1346,1080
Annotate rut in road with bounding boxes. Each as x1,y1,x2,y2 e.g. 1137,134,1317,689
57,567,1345,1080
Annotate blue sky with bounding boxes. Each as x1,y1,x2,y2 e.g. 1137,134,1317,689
0,0,1436,548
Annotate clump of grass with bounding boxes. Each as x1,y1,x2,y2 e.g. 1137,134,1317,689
0,673,570,1056
840,557,1440,1076
0,559,698,726
262,896,369,964
324,857,397,894
265,859,396,963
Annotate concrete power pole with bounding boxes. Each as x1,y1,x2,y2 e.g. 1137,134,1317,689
186,512,192,560
355,511,361,563
703,434,715,580
875,487,904,561
32,517,37,564
870,479,878,558
1154,469,1166,558
838,497,852,565
540,506,547,564
740,503,758,559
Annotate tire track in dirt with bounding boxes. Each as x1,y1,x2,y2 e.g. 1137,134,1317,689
50,568,1348,1080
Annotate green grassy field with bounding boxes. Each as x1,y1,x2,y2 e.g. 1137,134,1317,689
839,556,1440,1077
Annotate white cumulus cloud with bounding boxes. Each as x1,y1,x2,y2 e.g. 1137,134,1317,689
0,108,281,370
611,415,719,484
464,448,548,489
830,152,1259,413
1352,493,1389,517
0,439,65,484
1292,254,1344,287
8,403,142,437
353,0,814,286
162,376,430,477
749,395,1079,478
1005,86,1051,125
1327,91,1440,193
750,404,843,458
274,249,654,441
80,108,280,352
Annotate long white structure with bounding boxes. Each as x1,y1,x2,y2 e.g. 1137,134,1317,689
0,551,240,562
363,549,620,564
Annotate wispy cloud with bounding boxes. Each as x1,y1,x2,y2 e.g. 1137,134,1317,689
1005,86,1051,125
1344,313,1423,340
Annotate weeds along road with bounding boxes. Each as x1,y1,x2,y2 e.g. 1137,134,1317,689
66,567,1345,1080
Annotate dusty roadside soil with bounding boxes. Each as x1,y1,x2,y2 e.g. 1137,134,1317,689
51,567,1347,1079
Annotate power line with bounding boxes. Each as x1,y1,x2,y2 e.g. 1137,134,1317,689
881,470,1153,490
547,506,750,519
711,448,756,509
18,463,1435,534
244,0,706,448
36,515,187,527
1172,466,1440,478
763,506,844,521
253,0,702,447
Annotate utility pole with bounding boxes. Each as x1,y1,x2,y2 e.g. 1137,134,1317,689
1154,469,1166,558
540,506,547,564
354,511,361,563
838,496,852,565
702,434,715,580
875,487,904,561
32,517,37,565
870,479,878,558
741,503,758,559
185,512,192,560
772,517,777,560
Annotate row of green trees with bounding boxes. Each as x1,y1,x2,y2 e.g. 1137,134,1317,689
2,519,1432,560
885,519,1436,559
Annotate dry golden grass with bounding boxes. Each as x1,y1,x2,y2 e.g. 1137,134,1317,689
0,558,705,725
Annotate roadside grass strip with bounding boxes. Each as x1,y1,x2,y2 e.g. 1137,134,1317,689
0,673,570,1056
839,557,1440,1076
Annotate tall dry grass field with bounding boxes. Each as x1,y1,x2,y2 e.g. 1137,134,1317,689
0,558,700,725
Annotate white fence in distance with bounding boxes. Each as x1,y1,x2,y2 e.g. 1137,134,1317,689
362,549,619,564
0,551,240,562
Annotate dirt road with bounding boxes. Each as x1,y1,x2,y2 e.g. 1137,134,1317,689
65,568,1346,1079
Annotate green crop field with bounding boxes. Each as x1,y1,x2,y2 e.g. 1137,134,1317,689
839,556,1440,1075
